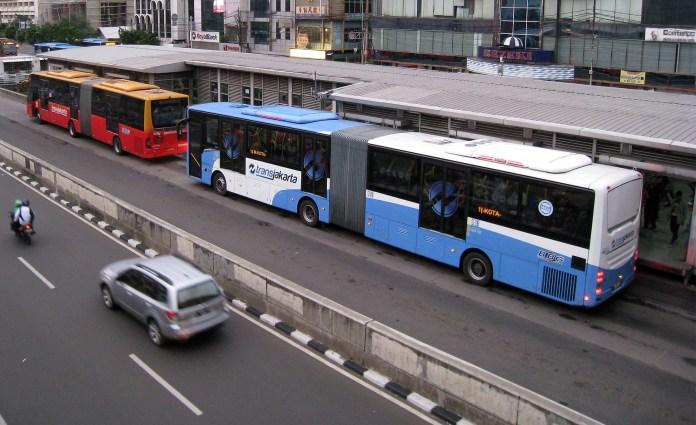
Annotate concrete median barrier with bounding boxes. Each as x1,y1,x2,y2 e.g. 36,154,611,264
0,139,602,425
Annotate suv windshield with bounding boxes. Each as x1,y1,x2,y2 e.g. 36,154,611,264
152,98,187,128
177,280,221,309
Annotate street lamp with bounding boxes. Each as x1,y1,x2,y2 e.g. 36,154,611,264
589,0,596,85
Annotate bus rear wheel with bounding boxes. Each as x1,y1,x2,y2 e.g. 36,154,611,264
461,251,493,286
213,172,227,195
113,137,124,156
36,109,43,124
299,199,319,227
68,121,77,138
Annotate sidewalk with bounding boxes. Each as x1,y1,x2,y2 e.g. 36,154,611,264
623,267,696,320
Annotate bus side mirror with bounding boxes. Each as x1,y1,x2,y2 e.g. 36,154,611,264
176,118,188,138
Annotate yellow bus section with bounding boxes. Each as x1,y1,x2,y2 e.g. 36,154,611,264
97,79,158,92
33,69,97,83
96,79,188,102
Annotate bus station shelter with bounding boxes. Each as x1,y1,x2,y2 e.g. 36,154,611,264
38,45,696,276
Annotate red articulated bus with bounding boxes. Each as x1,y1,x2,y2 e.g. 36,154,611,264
26,70,189,158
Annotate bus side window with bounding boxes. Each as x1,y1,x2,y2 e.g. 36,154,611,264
204,117,219,149
247,126,267,158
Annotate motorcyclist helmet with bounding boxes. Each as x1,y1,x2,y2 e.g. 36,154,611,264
22,199,30,207
14,199,22,208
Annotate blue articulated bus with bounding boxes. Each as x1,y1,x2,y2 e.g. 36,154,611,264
186,103,642,307
33,42,80,53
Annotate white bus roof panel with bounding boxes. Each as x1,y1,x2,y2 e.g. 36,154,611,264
368,132,639,189
443,140,592,173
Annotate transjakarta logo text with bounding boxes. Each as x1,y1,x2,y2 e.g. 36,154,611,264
249,163,297,183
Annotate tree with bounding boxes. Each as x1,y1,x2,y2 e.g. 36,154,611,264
16,16,97,44
118,28,159,45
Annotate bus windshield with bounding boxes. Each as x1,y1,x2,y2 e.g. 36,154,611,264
152,99,187,128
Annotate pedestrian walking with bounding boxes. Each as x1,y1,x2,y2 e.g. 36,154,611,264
669,191,686,245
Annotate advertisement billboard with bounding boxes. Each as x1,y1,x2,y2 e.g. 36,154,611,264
645,28,696,43
191,31,220,43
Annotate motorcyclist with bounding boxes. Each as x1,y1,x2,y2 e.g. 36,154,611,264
13,199,35,234
9,199,22,233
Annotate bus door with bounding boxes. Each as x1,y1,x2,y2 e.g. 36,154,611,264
418,163,469,263
105,92,119,134
69,85,79,120
187,116,203,178
220,120,246,194
301,135,329,198
38,78,49,110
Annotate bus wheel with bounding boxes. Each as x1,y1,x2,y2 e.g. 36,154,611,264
461,251,493,286
299,199,319,227
112,137,124,156
213,172,227,195
36,110,43,124
68,121,77,138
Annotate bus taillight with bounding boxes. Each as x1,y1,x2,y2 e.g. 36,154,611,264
596,270,605,283
595,287,603,295
633,249,639,261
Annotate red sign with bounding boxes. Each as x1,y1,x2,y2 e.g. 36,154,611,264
481,48,533,61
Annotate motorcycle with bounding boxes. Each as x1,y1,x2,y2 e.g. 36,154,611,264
12,222,34,245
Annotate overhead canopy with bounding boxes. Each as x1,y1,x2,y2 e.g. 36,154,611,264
98,26,126,40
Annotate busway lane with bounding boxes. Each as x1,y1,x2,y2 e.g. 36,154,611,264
0,166,429,425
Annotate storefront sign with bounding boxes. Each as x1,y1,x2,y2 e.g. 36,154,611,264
220,43,241,52
295,5,325,16
478,47,554,63
190,30,220,43
620,70,646,85
645,27,696,43
348,31,362,41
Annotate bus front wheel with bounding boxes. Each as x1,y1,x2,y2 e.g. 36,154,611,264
213,172,227,195
113,137,124,156
299,199,319,227
461,251,493,286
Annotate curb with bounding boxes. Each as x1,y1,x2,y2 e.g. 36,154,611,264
1,159,468,425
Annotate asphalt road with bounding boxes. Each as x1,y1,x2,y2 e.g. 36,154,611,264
0,92,694,425
0,168,428,425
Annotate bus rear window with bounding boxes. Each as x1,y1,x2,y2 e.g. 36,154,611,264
152,99,187,128
607,179,642,231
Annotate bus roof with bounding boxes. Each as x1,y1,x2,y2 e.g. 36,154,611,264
94,79,188,101
188,103,369,135
97,79,158,92
34,42,80,49
33,69,97,83
369,132,640,190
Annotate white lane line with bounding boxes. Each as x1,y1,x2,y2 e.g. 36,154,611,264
129,354,203,416
17,257,55,290
0,411,8,425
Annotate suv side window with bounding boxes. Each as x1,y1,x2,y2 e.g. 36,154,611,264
141,274,168,303
119,269,144,292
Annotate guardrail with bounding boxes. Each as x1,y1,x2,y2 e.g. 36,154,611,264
0,139,603,425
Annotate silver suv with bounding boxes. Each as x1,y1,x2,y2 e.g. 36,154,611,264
99,255,229,346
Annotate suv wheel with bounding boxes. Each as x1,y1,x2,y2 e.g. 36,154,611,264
101,285,116,309
148,320,165,346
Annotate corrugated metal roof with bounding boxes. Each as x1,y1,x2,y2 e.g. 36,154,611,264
40,45,696,152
